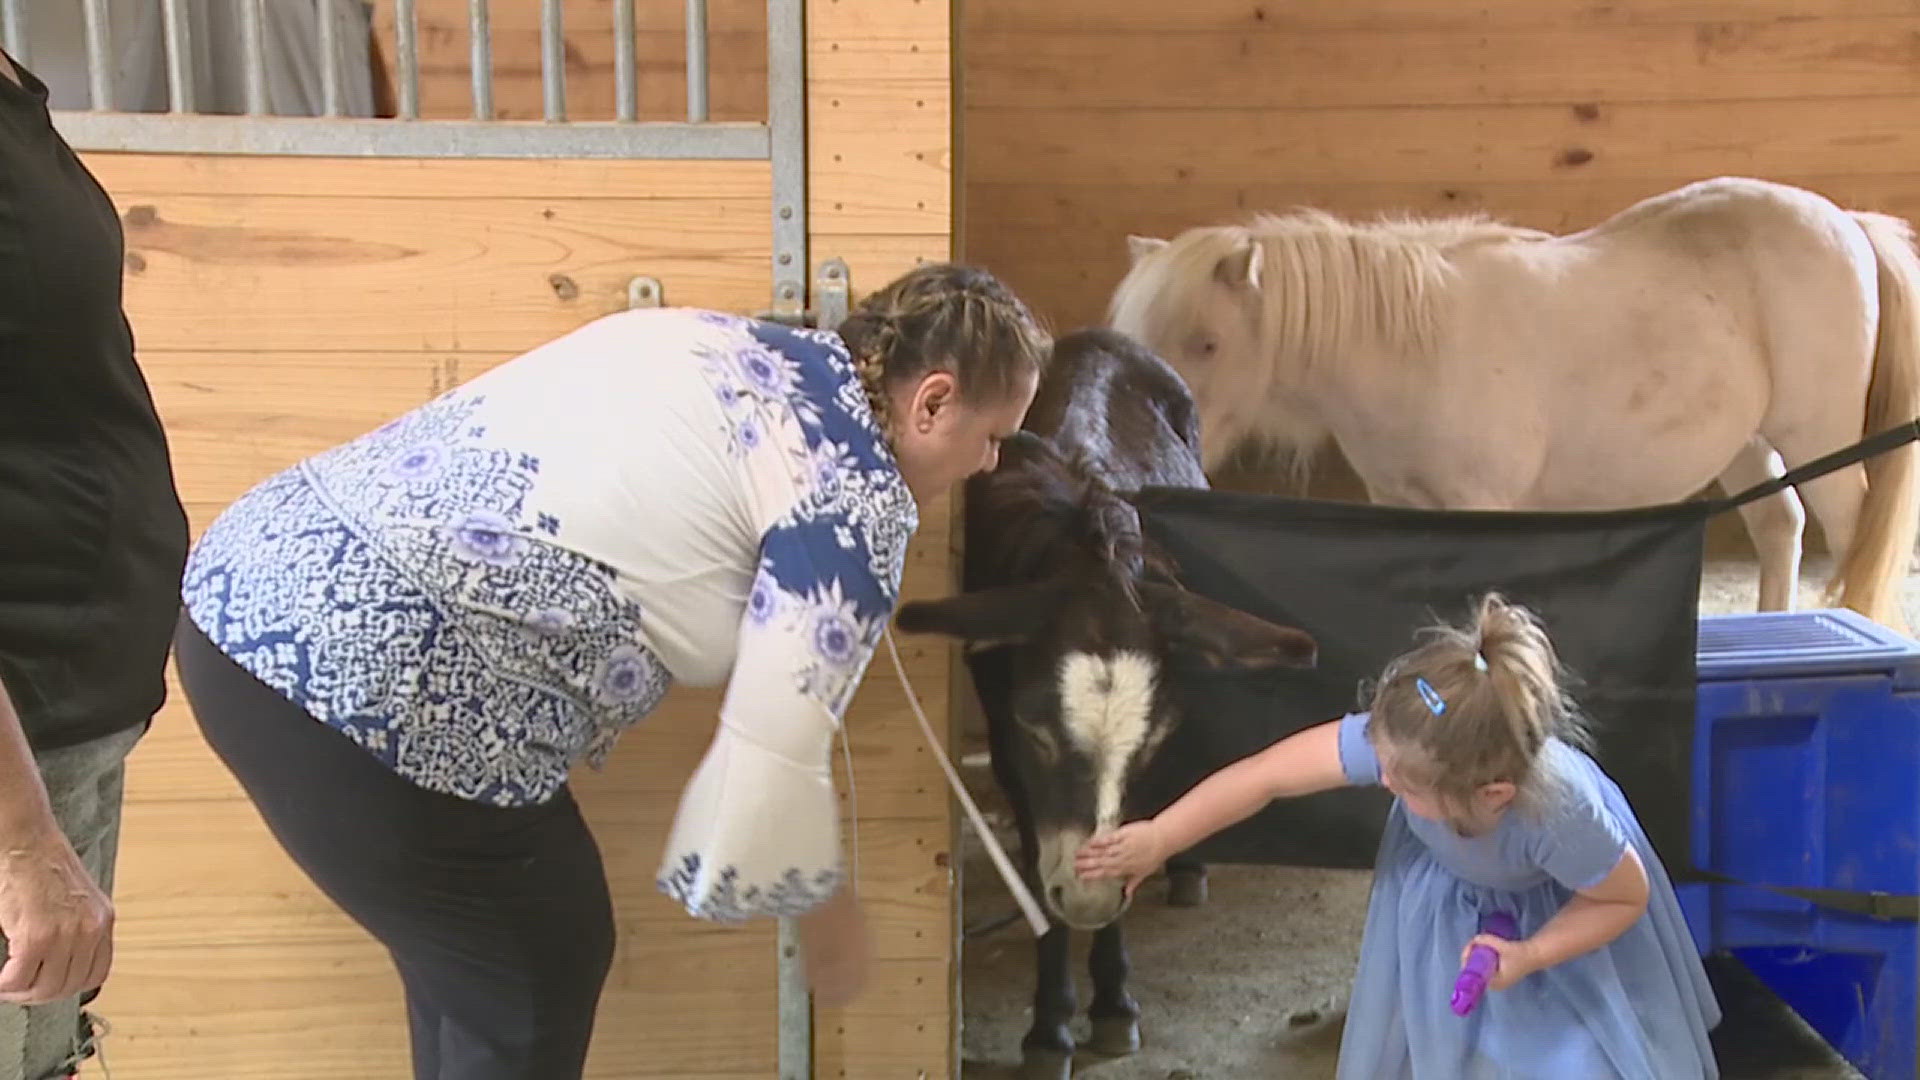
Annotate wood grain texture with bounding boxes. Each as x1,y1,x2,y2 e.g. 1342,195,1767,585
978,0,1920,32
808,0,957,1074
968,96,1920,188
89,1,954,1073
809,0,953,239
968,19,1920,110
114,187,771,353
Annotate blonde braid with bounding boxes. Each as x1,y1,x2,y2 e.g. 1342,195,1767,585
836,262,1051,438
854,324,898,430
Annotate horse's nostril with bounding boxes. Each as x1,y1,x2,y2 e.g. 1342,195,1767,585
1048,885,1065,908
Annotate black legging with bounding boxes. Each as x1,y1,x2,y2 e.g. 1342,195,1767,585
172,617,615,1080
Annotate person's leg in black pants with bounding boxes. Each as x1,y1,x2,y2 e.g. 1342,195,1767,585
172,617,615,1080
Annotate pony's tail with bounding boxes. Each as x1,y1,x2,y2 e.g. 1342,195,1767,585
1833,211,1920,635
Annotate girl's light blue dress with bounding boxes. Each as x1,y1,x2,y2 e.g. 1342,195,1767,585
1333,711,1721,1079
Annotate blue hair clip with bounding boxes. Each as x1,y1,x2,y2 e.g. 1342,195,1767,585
1416,676,1447,716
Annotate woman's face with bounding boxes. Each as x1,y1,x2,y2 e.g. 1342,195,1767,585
888,367,1038,504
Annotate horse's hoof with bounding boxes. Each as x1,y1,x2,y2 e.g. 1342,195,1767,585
1166,870,1207,908
1087,1015,1141,1056
1018,1047,1073,1080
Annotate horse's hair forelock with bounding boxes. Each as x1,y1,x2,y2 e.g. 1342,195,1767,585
967,440,1150,604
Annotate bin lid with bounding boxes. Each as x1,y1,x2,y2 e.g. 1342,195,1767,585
1696,608,1920,681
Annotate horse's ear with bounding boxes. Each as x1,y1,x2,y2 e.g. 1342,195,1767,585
1138,581,1315,672
1127,234,1169,264
895,579,1068,646
1213,238,1263,292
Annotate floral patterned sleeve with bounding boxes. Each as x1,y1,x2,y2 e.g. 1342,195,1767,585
656,317,918,921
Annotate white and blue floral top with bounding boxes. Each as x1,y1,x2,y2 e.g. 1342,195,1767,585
181,308,919,921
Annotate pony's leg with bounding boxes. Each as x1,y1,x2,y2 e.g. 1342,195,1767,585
1765,427,1874,615
1717,438,1805,611
1164,849,1207,907
1022,922,1077,1080
1086,922,1142,1057
1011,813,1076,1080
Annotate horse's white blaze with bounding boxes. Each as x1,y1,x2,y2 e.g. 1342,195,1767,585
1058,651,1158,831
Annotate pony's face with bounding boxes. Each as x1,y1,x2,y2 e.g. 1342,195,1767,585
895,437,1317,928
901,567,1316,929
1108,228,1267,467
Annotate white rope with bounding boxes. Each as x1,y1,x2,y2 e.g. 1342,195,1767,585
836,703,858,893
883,628,1048,937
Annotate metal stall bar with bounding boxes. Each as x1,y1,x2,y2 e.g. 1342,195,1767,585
161,0,194,113
0,0,24,66
394,0,418,119
48,113,770,158
541,0,564,122
469,0,491,120
766,0,813,1060
777,916,810,1080
53,0,788,163
614,0,637,122
240,0,269,114
81,0,113,110
318,0,342,116
766,0,806,322
686,0,708,122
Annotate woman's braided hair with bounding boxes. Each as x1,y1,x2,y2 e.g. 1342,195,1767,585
835,262,1052,429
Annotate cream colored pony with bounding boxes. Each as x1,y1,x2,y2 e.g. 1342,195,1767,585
1109,177,1920,632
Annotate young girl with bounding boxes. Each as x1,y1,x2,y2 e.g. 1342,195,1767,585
1075,594,1721,1078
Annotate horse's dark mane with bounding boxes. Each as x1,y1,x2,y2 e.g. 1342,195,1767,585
964,435,1149,598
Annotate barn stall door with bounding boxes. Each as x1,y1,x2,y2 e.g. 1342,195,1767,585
23,1,955,1075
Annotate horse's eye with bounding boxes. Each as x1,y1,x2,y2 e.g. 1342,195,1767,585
1191,337,1218,359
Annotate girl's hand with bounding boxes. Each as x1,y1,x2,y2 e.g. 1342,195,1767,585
1073,820,1167,897
1460,933,1543,992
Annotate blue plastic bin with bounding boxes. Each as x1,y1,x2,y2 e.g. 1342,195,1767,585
1681,608,1920,1080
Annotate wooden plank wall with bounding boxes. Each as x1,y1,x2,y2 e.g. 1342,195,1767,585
960,0,1920,336
81,2,955,1078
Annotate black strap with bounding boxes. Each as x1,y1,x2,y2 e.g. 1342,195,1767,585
1677,868,1920,921
1713,419,1920,513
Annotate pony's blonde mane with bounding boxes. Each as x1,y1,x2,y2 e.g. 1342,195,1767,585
1251,208,1550,367
1112,207,1551,376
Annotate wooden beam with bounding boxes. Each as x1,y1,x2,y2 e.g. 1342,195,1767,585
114,187,771,353
967,96,1920,187
967,19,1920,111
967,0,1920,33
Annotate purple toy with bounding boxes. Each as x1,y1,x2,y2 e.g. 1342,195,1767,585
1450,909,1519,1017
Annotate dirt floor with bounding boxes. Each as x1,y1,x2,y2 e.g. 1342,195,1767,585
955,552,1904,1079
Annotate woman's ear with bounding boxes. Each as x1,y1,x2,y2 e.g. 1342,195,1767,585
906,370,959,431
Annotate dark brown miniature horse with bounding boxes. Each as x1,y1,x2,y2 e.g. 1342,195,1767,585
896,329,1318,1080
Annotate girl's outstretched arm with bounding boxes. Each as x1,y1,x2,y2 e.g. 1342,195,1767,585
1075,718,1350,893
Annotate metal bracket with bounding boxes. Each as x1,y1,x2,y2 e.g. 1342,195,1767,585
626,276,664,309
776,917,810,1080
757,258,851,330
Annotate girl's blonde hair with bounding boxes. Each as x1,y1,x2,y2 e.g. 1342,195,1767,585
1366,593,1592,830
835,262,1052,429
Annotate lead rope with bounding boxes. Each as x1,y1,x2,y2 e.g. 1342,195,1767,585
836,696,859,893
883,628,1049,937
